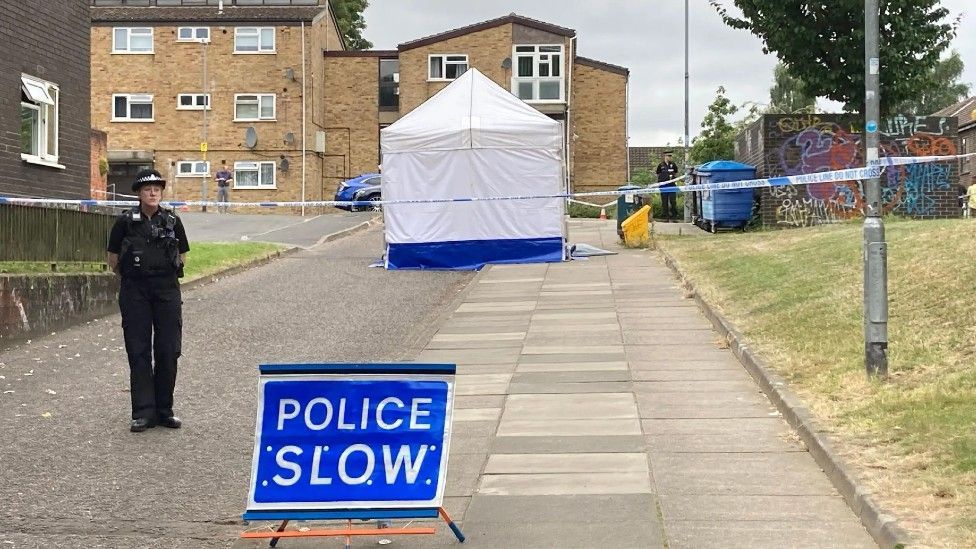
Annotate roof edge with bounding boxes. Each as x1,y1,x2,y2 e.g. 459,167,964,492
324,50,398,58
398,14,575,52
575,56,629,77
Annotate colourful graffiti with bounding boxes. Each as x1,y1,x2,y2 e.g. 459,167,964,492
763,115,957,227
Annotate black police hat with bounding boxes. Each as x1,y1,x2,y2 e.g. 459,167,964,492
663,151,674,156
132,169,167,192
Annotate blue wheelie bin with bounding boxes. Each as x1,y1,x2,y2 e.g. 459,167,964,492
691,161,756,233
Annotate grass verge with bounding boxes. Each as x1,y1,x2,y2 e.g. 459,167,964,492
659,219,976,548
2,242,286,281
182,242,286,281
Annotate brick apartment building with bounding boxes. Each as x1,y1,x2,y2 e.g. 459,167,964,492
1,0,91,199
89,0,344,205
933,97,976,193
323,14,630,195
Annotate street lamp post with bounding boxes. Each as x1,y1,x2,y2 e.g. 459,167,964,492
683,0,692,222
863,0,889,378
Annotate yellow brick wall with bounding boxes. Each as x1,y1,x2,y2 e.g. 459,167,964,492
323,55,381,194
571,63,628,193
91,23,327,205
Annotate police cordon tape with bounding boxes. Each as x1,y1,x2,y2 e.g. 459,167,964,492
1,153,970,210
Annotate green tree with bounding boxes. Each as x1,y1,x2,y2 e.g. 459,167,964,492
331,0,372,50
890,50,971,115
690,87,739,165
710,1,957,114
768,62,816,114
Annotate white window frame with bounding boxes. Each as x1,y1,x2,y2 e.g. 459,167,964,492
234,161,276,189
428,54,468,81
234,93,276,121
176,93,211,110
177,26,210,43
20,74,61,168
512,44,565,103
112,94,155,122
176,160,210,177
112,27,154,54
234,27,275,54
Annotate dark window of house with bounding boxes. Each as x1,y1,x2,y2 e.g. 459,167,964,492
379,59,399,111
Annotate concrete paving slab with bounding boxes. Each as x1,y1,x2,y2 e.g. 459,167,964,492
454,362,519,374
454,395,506,409
425,340,526,350
632,368,751,382
430,332,525,342
455,374,512,395
417,348,521,364
642,418,789,435
623,331,723,345
636,391,768,410
539,290,613,297
664,520,876,549
502,393,638,420
522,344,624,355
626,346,736,363
478,277,544,284
463,494,657,524
645,433,803,453
523,333,624,346
633,380,763,393
491,435,649,454
534,301,617,311
531,311,618,321
445,452,487,497
508,381,633,394
458,517,662,549
527,323,620,333
542,282,612,290
457,300,535,313
435,323,530,334
512,371,631,383
454,408,502,422
497,419,642,437
628,358,745,371
516,360,629,372
658,494,866,523
478,472,652,496
639,402,778,419
518,352,627,363
484,453,648,474
651,452,837,496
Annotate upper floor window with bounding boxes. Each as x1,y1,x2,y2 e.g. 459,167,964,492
177,27,210,43
235,27,275,53
113,94,154,121
513,45,564,102
113,27,154,53
379,59,400,111
234,94,276,121
177,93,210,110
20,74,59,166
428,54,467,81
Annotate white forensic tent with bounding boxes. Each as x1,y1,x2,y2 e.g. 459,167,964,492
380,68,566,270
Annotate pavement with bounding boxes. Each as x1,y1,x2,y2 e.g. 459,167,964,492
178,210,373,248
0,218,878,548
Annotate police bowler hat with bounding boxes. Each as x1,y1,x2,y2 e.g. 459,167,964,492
132,169,167,192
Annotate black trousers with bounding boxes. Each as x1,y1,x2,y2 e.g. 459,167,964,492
662,186,678,220
119,277,182,421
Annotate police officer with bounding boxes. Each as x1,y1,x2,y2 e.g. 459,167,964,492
106,169,190,432
656,151,680,222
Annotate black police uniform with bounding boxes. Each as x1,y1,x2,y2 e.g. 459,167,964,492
107,205,189,424
656,159,680,221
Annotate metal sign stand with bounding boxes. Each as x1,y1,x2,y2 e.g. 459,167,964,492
241,507,464,547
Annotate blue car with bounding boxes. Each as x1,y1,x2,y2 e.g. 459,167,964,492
334,173,382,211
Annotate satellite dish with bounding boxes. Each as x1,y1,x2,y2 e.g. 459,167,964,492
244,127,258,148
280,158,290,171
284,132,294,144
501,57,512,69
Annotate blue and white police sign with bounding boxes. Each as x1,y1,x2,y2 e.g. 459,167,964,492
246,364,455,512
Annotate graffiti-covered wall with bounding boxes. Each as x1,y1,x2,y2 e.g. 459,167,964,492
735,114,960,227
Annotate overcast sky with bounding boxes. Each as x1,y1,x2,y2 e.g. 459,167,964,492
362,0,976,146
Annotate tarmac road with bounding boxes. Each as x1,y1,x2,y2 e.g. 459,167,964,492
178,210,375,248
0,226,474,548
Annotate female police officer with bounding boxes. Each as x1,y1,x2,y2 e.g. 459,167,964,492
107,169,190,432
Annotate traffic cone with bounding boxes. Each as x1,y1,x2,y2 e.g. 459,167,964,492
599,207,607,220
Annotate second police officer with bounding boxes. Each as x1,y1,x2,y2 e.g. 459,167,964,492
107,169,190,433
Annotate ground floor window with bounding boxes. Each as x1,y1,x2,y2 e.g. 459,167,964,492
176,160,209,177
234,161,275,188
